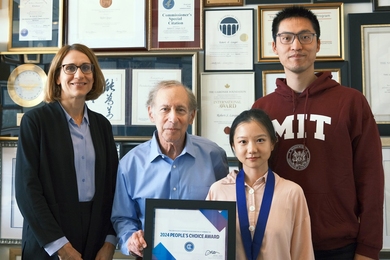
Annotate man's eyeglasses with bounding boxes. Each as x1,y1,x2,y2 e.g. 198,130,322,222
276,33,317,45
61,63,94,75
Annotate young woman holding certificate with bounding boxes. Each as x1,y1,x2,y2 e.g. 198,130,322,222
206,109,314,260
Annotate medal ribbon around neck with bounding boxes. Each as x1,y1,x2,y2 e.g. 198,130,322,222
236,168,275,260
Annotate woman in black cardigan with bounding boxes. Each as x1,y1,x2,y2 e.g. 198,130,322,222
15,44,119,260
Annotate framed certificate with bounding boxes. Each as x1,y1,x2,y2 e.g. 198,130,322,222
143,199,236,260
204,9,254,71
0,139,22,245
8,0,63,52
313,0,369,2
65,0,147,50
382,139,390,251
96,51,198,138
200,72,255,157
373,0,390,11
148,0,203,50
204,0,243,7
257,3,344,62
349,12,390,135
9,248,21,260
254,61,349,99
130,69,182,126
246,0,310,3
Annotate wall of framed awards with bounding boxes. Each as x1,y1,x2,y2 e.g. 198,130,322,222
0,0,390,259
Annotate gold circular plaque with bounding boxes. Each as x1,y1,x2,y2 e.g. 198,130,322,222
7,64,47,107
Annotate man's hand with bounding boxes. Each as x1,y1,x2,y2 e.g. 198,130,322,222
57,242,82,260
127,230,147,257
95,242,115,260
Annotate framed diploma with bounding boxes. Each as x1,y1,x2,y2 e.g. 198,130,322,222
257,3,344,62
0,139,22,245
254,61,349,99
148,0,203,50
349,12,390,135
130,69,182,126
204,0,243,7
200,72,255,157
246,0,310,3
314,0,369,2
86,69,126,125
373,0,390,11
95,51,198,139
65,0,147,50
204,9,254,71
382,140,390,251
8,0,63,52
9,248,21,260
143,199,236,260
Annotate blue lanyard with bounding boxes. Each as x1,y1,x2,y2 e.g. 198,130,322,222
236,168,275,260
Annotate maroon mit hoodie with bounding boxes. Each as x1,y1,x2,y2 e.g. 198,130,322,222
252,71,384,258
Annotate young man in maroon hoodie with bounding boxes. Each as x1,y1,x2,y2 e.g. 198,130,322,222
252,5,384,260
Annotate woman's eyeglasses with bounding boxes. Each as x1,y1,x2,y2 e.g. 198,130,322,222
60,63,94,75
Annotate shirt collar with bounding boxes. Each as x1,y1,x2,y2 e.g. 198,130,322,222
148,131,195,162
59,102,90,125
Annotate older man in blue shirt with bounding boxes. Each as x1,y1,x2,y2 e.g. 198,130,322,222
111,80,229,257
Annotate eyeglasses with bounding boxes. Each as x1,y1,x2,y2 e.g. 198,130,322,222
61,63,94,75
276,33,317,45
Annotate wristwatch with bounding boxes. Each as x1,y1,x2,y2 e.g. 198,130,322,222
7,64,47,107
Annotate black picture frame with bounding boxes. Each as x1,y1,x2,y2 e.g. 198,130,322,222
143,198,236,260
313,0,370,2
92,52,198,138
373,0,390,11
348,12,390,136
0,138,22,245
254,61,349,100
245,0,310,4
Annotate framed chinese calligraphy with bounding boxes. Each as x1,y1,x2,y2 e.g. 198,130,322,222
148,0,203,50
86,70,127,125
8,0,63,51
95,51,198,139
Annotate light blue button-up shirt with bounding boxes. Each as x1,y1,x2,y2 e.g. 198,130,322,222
45,105,116,255
111,131,229,255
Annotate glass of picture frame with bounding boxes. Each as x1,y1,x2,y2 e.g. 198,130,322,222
64,0,147,51
257,3,344,62
8,0,63,52
148,0,203,50
204,0,243,7
348,12,390,135
0,138,21,245
95,51,198,138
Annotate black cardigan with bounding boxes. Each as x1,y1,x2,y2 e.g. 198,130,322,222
15,101,118,259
